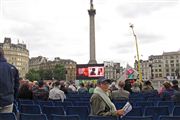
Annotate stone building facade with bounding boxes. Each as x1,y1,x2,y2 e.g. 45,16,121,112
104,61,123,80
0,37,29,78
29,57,76,81
135,50,180,80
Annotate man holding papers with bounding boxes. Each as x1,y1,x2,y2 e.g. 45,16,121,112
90,77,125,116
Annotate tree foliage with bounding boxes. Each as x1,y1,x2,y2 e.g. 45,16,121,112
26,64,66,81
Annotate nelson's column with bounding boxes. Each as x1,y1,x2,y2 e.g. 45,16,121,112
88,0,97,64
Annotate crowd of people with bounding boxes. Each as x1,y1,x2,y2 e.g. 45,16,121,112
1,47,180,118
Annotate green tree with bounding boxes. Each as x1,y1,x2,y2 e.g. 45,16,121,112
25,69,40,81
53,64,66,80
43,69,53,80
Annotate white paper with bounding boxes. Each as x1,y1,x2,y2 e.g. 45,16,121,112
121,102,132,118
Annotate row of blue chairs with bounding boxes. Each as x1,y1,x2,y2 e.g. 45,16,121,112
1,113,180,120
16,104,180,120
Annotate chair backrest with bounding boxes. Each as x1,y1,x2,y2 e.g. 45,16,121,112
173,106,180,116
51,114,80,120
122,116,153,120
54,101,73,110
88,115,118,120
126,107,143,116
19,99,34,105
157,101,174,114
19,113,48,120
20,104,42,114
0,112,17,120
66,106,89,120
38,101,54,108
159,115,180,120
144,106,169,120
74,101,90,110
42,106,65,120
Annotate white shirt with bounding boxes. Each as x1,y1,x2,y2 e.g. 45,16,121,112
49,87,66,102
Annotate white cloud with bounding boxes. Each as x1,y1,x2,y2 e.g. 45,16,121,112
0,0,180,66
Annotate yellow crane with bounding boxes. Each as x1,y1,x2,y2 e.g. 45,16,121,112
129,24,142,82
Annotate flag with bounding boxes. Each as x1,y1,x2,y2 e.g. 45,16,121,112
118,64,139,81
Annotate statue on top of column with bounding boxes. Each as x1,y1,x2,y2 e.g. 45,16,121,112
90,0,94,9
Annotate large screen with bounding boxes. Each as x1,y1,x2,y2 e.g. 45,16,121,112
76,64,104,80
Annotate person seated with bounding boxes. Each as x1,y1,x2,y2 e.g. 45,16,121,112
49,81,66,102
90,77,124,116
142,80,154,93
160,81,175,101
78,83,88,93
111,81,130,101
32,80,49,100
172,80,180,91
18,82,33,100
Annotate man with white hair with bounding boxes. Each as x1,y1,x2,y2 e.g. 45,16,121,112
90,77,124,116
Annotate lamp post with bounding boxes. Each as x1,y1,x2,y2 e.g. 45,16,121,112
149,58,153,80
130,23,142,82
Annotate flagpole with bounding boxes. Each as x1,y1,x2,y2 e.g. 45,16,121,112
129,23,142,82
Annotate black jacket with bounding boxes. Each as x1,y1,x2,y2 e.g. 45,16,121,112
0,57,19,107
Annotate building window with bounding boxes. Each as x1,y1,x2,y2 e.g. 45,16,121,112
171,64,174,67
166,69,169,72
155,74,158,77
166,64,169,67
172,69,174,72
170,60,174,63
159,65,161,67
159,74,162,77
159,69,162,72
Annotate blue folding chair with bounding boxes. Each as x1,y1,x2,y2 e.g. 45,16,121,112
144,106,169,120
159,115,180,120
51,114,80,120
0,112,17,120
172,106,180,116
38,101,54,108
20,104,42,114
19,113,48,120
157,101,174,114
88,115,118,120
126,107,143,116
122,116,153,120
66,106,89,120
54,101,73,110
42,106,65,120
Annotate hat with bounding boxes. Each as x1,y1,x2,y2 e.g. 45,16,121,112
97,77,111,84
172,80,178,85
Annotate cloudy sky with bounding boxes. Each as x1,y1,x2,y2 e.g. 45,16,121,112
0,0,180,67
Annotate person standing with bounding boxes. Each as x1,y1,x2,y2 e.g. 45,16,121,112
0,47,19,113
90,77,124,116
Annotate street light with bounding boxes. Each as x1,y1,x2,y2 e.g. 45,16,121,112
149,58,153,80
129,23,142,82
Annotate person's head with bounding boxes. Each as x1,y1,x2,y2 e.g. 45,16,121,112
97,77,111,92
172,80,178,86
38,80,44,87
80,83,84,87
144,80,152,86
54,81,60,87
163,81,172,89
0,47,4,58
118,81,125,88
